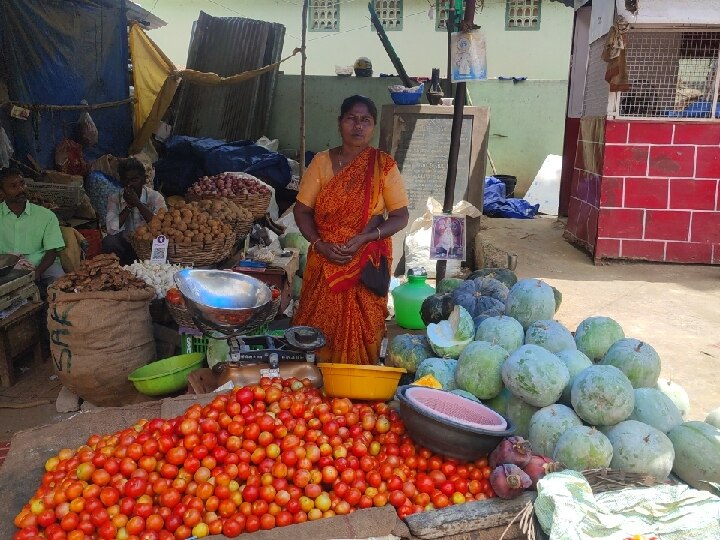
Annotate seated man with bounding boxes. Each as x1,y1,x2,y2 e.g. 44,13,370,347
0,167,65,295
102,157,166,265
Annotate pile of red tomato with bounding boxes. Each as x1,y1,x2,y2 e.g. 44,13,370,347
14,377,495,539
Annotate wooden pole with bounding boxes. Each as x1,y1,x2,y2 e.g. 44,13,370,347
299,0,309,178
446,1,455,97
436,0,476,282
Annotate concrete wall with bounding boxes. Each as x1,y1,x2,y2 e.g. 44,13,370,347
266,75,568,194
150,0,574,80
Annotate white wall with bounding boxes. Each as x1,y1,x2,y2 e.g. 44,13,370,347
148,0,574,79
617,0,720,26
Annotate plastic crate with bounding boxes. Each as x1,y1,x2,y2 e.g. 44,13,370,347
179,327,286,355
26,181,84,208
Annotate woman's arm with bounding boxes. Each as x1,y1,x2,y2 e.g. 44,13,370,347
294,202,351,265
340,206,409,256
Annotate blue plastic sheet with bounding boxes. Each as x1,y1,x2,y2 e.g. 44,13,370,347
483,176,539,219
154,136,292,196
0,0,132,168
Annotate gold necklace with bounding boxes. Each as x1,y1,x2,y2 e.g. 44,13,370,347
336,148,345,169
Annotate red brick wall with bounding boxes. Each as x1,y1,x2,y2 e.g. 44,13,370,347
564,118,604,254
594,120,720,264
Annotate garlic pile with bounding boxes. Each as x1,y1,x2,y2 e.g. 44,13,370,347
124,261,187,299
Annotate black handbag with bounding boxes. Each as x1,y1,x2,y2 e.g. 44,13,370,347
360,254,391,296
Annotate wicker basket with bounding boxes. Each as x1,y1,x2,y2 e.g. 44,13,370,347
169,296,281,334
167,301,197,329
243,191,272,220
131,233,236,267
200,192,271,221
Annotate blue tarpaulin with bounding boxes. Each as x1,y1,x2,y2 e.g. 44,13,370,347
154,136,292,196
483,176,539,219
0,0,132,168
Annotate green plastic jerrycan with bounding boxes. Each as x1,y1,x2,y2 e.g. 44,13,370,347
392,268,435,330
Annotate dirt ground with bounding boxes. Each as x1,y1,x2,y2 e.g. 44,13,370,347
1,216,718,443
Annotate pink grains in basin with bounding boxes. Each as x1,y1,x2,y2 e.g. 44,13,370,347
405,387,508,432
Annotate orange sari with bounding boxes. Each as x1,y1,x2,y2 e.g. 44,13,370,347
293,147,394,365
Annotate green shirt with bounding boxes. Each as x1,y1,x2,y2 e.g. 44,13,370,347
0,202,65,267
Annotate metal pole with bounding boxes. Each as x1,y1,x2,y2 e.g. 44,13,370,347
436,0,476,282
299,0,309,178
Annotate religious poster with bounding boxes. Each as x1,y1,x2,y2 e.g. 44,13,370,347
451,29,487,83
430,215,466,261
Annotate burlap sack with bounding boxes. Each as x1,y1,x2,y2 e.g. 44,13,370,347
47,286,156,406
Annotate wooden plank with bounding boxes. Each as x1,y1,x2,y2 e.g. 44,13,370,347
404,492,535,539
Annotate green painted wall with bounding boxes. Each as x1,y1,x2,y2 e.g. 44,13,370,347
150,0,574,80
266,75,568,195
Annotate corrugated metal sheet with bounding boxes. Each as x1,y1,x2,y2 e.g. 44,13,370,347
174,12,285,142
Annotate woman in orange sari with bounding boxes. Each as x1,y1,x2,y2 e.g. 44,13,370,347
293,96,410,365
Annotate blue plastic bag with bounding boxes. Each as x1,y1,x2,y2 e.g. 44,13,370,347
86,171,123,225
483,176,539,219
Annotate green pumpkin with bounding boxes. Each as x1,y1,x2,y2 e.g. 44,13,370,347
420,293,455,325
467,268,518,289
386,334,434,374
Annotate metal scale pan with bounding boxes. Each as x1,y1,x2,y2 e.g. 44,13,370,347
174,269,324,386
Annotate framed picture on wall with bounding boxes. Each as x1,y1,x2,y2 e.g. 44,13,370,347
430,214,466,261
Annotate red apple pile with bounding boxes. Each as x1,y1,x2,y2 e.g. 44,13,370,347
14,377,495,540
188,173,270,199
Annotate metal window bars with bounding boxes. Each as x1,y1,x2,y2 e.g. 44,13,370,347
610,29,720,121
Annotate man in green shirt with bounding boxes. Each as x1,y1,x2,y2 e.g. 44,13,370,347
0,168,65,294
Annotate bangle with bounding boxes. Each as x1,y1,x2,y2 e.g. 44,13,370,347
312,238,322,251
376,227,382,241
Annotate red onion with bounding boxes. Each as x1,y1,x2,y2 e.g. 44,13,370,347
490,464,532,500
522,455,562,490
489,436,533,469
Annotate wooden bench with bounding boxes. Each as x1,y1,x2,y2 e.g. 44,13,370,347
0,302,44,387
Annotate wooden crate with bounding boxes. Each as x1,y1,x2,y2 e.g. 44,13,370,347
0,283,41,312
0,302,44,387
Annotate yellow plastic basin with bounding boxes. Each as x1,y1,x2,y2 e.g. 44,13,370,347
318,363,407,401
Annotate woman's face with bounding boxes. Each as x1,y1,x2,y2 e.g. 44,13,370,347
338,103,375,149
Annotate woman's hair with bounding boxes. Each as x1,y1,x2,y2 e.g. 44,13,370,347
339,95,378,123
118,157,146,179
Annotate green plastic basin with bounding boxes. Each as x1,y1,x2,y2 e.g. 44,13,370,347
128,353,205,396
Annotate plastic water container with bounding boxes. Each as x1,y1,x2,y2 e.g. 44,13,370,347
391,268,435,329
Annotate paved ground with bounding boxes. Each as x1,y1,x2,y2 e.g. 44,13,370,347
1,216,718,447
481,216,720,420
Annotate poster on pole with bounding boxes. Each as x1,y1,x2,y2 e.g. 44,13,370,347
451,29,488,83
430,215,466,261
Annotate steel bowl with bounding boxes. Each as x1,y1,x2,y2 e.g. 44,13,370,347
174,269,273,333
395,385,515,461
0,254,20,277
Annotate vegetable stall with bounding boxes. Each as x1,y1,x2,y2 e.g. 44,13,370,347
4,266,720,540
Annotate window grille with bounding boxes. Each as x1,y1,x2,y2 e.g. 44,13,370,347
436,1,464,32
506,0,541,31
372,0,403,31
309,0,339,32
611,30,720,120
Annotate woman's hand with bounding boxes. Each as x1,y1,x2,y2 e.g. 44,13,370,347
339,233,372,257
316,240,352,265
